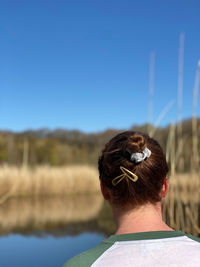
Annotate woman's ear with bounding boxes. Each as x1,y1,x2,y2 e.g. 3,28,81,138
161,177,169,198
100,181,110,200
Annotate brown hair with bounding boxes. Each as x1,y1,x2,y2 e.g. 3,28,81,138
98,131,169,207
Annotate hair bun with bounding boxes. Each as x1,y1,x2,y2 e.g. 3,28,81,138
126,134,146,153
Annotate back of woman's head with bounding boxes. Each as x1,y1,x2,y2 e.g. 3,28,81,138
98,131,169,207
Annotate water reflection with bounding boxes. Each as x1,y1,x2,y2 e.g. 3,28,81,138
0,194,105,237
0,192,199,237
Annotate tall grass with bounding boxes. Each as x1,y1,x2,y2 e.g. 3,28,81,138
177,32,185,172
162,173,200,236
0,166,199,198
192,61,200,173
148,52,155,136
0,165,100,202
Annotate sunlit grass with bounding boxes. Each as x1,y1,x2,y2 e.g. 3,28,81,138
0,165,100,200
163,173,200,236
0,166,198,198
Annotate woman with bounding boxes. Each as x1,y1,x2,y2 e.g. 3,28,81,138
63,131,200,267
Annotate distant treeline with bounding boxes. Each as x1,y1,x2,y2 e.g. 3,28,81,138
0,118,199,172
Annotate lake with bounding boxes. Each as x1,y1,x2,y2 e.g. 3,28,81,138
0,195,114,267
0,232,105,267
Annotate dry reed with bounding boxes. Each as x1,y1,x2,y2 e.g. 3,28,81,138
192,61,200,173
177,32,185,172
0,165,100,201
163,173,200,236
148,51,155,136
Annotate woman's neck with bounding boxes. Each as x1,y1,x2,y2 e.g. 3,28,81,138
112,202,174,235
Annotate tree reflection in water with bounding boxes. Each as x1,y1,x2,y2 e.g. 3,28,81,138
0,189,199,238
0,194,115,237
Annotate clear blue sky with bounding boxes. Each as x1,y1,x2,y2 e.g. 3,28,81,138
0,0,200,132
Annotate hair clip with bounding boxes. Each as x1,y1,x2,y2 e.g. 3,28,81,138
112,166,138,186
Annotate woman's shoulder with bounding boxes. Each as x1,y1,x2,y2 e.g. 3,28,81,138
62,240,113,267
62,231,200,267
185,233,200,243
